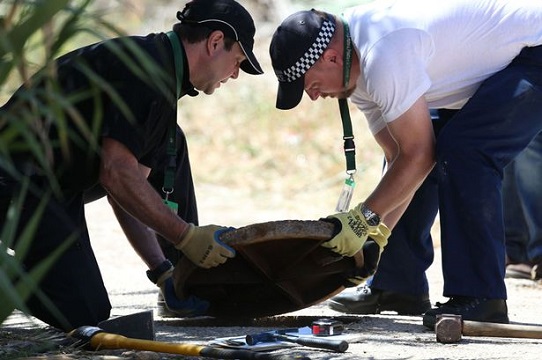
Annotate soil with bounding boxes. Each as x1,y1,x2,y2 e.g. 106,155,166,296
2,192,542,360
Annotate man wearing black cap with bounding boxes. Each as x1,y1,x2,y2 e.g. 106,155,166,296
0,0,262,331
269,0,542,328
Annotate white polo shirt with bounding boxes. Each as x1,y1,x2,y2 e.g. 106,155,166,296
343,0,542,134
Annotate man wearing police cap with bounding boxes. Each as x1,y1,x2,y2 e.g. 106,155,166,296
270,0,542,328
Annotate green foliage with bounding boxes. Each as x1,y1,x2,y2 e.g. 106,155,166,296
0,0,90,328
0,0,69,83
0,0,161,327
0,180,75,324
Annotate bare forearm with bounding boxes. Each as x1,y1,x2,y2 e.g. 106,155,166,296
104,166,186,244
366,155,434,226
378,194,414,229
366,96,436,229
99,138,188,245
109,196,166,269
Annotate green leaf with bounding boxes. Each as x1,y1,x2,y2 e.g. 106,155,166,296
0,0,71,59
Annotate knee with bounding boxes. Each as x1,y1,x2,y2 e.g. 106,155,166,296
64,302,112,331
435,137,467,176
26,296,111,332
435,133,472,162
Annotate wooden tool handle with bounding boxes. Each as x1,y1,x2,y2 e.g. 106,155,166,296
91,333,202,354
462,320,542,339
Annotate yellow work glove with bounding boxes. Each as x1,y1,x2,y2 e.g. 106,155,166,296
322,203,389,257
344,223,391,286
175,224,235,269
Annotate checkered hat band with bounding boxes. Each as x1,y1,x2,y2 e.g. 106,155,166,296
282,20,335,83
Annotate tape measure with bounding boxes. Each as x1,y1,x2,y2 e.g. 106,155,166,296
311,319,344,336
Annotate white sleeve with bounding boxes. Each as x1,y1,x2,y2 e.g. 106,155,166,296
363,28,434,124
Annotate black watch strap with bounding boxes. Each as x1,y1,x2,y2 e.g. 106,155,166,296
146,259,173,284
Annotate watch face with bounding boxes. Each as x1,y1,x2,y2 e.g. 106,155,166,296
361,206,380,226
366,215,380,226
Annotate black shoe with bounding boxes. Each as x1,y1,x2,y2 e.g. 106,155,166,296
327,285,431,315
422,296,509,329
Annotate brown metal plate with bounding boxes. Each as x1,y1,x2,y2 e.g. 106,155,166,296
172,220,363,317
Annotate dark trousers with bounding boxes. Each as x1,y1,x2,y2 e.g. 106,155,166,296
503,131,542,264
17,192,111,331
369,45,542,299
1,126,197,331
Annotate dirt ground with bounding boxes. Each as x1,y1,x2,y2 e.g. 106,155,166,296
2,191,542,360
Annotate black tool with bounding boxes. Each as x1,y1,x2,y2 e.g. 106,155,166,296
245,331,348,353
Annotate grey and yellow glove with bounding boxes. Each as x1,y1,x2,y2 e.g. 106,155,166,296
321,203,391,286
175,224,235,268
344,223,390,286
322,203,389,256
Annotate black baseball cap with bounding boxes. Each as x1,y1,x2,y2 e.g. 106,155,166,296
177,0,263,75
269,10,336,110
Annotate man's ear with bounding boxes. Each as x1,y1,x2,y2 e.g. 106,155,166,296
207,30,225,54
321,48,342,66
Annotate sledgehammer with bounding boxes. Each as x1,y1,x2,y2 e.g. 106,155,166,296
68,326,310,359
435,314,542,343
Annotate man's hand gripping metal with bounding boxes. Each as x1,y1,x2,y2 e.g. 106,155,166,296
175,224,236,269
321,203,391,286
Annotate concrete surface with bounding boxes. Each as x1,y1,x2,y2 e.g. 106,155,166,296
2,194,542,360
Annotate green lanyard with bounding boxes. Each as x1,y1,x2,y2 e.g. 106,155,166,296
335,18,357,212
166,31,183,99
162,31,184,212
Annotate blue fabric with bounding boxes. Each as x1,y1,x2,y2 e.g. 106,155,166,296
503,132,542,264
370,45,542,299
368,169,437,295
161,277,209,316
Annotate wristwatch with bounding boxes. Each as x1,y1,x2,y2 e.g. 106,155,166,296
360,203,380,226
146,259,173,284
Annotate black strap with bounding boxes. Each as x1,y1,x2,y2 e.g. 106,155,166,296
146,259,173,284
339,99,356,173
339,19,356,175
162,31,184,197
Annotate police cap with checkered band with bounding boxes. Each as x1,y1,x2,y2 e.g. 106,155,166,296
269,10,336,110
